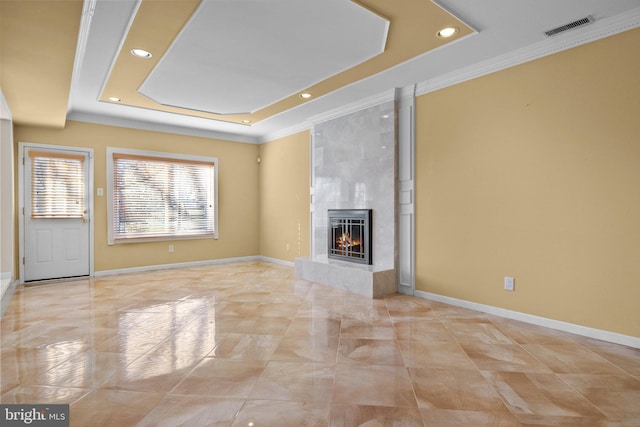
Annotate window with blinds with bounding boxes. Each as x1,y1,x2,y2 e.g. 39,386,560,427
30,151,85,218
108,148,217,243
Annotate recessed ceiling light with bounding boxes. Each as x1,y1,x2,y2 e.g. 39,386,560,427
130,48,152,58
437,27,458,38
241,119,251,124
299,93,312,99
108,97,121,102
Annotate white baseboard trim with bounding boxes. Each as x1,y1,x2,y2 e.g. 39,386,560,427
1,272,13,298
1,278,19,317
258,256,294,268
414,290,640,349
94,256,261,277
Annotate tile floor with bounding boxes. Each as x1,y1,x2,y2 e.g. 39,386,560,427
1,261,639,426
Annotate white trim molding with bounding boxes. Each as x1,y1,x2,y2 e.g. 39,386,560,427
68,112,259,145
396,86,415,296
67,0,97,114
259,121,312,145
0,278,19,317
260,89,396,144
415,290,640,349
309,89,395,128
95,255,262,277
258,256,295,268
1,272,12,298
95,256,293,278
416,6,640,97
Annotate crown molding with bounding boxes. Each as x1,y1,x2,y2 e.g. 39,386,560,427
67,0,97,115
416,6,640,97
259,88,395,143
310,88,396,126
67,112,259,144
258,121,312,144
396,85,417,100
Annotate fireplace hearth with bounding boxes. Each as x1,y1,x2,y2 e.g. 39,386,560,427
328,209,372,265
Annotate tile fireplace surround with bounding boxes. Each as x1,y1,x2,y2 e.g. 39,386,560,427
295,101,397,298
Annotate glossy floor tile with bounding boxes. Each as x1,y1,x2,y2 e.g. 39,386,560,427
1,261,639,426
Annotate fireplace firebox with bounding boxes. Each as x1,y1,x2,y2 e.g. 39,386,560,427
328,209,372,265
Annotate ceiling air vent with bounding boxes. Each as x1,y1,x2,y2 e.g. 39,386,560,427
544,16,595,37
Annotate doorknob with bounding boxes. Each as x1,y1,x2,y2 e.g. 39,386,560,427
82,218,88,223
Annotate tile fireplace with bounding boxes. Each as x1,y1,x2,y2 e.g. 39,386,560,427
328,209,372,265
294,100,397,298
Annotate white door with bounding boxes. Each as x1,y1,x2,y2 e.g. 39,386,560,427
23,147,90,281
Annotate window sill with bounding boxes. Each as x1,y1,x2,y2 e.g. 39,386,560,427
108,233,218,245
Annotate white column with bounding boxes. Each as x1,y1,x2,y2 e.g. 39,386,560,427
396,86,415,295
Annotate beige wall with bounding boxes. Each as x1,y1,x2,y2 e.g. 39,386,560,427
415,28,640,337
14,120,260,272
258,131,310,262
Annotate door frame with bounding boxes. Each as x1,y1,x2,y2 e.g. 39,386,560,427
18,142,95,283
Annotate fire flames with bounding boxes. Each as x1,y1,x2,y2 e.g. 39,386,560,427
336,232,361,251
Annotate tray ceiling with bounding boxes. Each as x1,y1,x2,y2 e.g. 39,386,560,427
99,0,473,125
138,0,390,115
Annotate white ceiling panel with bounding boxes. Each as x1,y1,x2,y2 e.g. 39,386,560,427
138,0,389,115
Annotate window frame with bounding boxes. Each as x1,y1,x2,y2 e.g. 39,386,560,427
107,147,218,245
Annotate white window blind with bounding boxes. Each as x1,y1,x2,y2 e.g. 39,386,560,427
30,151,85,218
111,151,216,242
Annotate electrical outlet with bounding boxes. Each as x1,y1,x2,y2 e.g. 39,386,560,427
504,276,515,291
286,243,290,251
168,245,174,253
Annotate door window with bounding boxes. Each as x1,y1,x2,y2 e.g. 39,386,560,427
30,151,85,219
